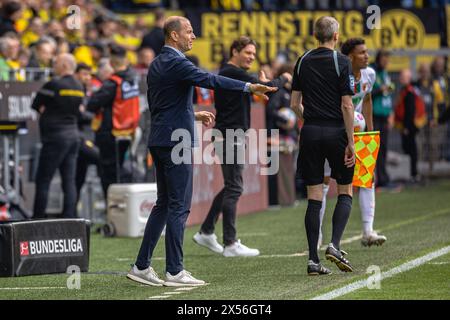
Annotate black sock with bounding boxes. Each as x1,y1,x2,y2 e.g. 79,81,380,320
305,199,323,263
331,194,353,250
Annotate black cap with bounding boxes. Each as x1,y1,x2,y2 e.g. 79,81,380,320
90,41,105,54
76,63,91,73
110,44,126,58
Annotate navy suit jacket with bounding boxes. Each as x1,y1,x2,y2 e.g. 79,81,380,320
147,46,248,147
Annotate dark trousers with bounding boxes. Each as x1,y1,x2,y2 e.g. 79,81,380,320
200,141,244,246
402,132,418,178
135,146,193,275
33,139,79,218
373,115,390,186
96,133,130,197
76,138,100,202
201,163,243,246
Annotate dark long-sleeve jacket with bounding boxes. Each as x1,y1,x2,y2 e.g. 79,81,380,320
214,63,287,132
146,46,251,147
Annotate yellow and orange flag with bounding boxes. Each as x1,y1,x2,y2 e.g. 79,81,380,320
353,131,380,188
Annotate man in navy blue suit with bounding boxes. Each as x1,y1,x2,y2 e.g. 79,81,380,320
127,16,277,287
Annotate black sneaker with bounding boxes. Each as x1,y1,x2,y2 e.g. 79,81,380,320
307,260,332,276
325,244,354,272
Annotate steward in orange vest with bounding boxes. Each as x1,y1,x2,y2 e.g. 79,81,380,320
193,86,214,107
87,45,140,196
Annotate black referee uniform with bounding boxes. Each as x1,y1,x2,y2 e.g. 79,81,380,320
292,47,355,271
293,48,354,186
32,75,84,218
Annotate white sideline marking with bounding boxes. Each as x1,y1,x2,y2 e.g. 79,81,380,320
163,291,183,295
311,245,450,300
337,235,363,246
117,257,165,262
259,252,307,258
427,262,450,265
175,287,197,291
239,232,269,237
146,295,170,299
0,287,66,290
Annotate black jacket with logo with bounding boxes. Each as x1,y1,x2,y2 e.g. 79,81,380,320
31,75,84,142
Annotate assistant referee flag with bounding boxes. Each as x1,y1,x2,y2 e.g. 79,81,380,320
353,131,380,188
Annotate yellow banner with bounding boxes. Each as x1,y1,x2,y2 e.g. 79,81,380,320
448,5,450,52
119,8,443,72
187,9,442,72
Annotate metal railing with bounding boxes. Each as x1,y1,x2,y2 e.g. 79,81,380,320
1,68,52,82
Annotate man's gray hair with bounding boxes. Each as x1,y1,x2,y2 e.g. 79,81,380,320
314,16,339,43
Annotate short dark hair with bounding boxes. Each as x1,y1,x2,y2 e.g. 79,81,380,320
2,1,21,18
163,17,185,40
229,36,257,58
341,38,365,56
76,63,91,73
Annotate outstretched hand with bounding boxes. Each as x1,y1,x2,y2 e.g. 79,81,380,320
249,83,278,100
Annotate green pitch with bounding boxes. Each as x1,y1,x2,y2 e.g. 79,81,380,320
1,181,450,300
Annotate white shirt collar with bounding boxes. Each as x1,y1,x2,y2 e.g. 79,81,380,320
164,45,185,57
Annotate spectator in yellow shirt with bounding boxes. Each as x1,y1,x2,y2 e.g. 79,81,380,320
74,42,105,73
113,21,141,66
21,17,45,47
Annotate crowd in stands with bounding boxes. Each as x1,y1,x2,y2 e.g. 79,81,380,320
104,0,450,11
0,0,448,82
0,0,161,82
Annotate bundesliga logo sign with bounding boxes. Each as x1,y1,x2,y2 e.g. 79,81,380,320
19,239,83,256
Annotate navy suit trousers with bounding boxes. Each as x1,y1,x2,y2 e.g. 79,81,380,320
135,146,193,275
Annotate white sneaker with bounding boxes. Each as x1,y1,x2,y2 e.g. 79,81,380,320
164,270,206,287
361,231,387,247
193,232,223,254
126,265,165,286
223,240,260,257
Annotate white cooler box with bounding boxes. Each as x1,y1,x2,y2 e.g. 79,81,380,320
107,183,157,237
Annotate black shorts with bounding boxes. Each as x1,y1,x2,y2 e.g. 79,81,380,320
296,124,354,186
